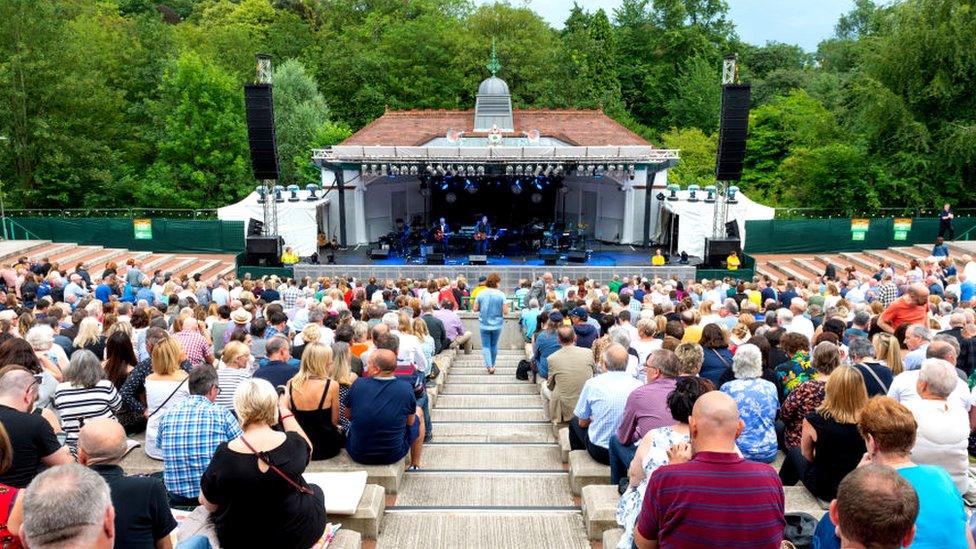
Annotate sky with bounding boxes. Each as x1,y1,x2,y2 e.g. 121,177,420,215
475,0,855,52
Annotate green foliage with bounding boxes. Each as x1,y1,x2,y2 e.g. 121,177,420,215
659,128,717,187
665,56,721,132
778,144,882,215
272,59,331,187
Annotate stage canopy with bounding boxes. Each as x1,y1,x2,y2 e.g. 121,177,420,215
656,190,774,258
218,189,330,256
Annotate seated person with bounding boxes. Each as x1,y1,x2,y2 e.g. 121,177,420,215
158,365,242,507
345,349,424,469
569,344,641,465
200,379,326,549
280,247,300,265
253,335,299,387
719,344,778,463
19,464,116,549
829,465,919,549
78,419,177,548
544,326,594,425
286,343,343,460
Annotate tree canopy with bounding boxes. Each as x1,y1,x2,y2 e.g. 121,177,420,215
0,0,972,214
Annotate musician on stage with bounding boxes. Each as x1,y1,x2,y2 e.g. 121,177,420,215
394,218,410,255
474,215,491,255
318,231,338,264
432,217,450,254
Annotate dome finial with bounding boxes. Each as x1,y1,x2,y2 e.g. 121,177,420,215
486,38,501,77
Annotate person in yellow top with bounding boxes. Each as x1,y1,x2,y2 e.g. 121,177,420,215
726,251,741,271
469,276,488,302
651,249,666,266
280,246,300,265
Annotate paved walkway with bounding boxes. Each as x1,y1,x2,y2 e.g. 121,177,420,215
376,350,589,549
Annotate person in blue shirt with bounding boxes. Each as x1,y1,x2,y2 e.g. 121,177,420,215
94,273,116,304
532,312,561,379
932,236,950,258
253,336,299,388
473,272,508,374
813,396,973,549
519,299,541,342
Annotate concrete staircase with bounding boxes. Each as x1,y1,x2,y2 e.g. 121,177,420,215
0,240,236,283
377,350,590,549
753,240,974,284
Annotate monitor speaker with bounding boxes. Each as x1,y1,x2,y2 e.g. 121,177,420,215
369,247,389,260
469,254,487,265
247,218,264,237
704,237,742,269
715,84,751,181
725,220,740,239
540,251,560,266
567,251,588,263
244,84,280,181
426,253,445,265
246,235,282,256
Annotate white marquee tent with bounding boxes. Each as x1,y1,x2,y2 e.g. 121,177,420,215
654,190,775,258
218,190,331,257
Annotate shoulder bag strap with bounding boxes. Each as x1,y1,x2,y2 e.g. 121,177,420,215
147,377,188,419
239,436,313,495
860,363,889,394
712,348,732,369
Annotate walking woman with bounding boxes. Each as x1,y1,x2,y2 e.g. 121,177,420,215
473,272,508,374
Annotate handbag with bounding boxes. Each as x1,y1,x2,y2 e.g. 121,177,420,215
239,436,314,495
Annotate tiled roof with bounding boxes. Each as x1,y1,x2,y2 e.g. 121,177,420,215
341,109,652,147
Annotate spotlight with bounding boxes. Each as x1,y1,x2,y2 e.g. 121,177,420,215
304,184,320,201
361,165,368,177
511,179,523,195
534,177,545,191
505,165,514,176
554,165,564,176
595,165,605,178
467,165,475,177
445,192,457,204
435,164,445,176
464,179,477,194
687,184,699,202
704,185,717,203
531,193,543,204
534,165,543,176
426,165,435,175
255,185,267,203
515,165,524,176
274,185,285,203
371,164,379,175
586,165,595,177
389,165,399,177
410,165,419,176
544,165,553,176
576,165,586,177
287,184,300,202
477,165,486,176
728,185,739,204
666,184,679,201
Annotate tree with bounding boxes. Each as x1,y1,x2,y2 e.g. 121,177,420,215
272,59,331,187
665,56,721,133
778,144,882,215
139,52,251,208
660,127,717,187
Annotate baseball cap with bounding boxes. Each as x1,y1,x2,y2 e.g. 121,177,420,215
569,307,588,320
549,312,564,323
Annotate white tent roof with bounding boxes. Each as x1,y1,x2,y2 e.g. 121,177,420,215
659,190,774,258
218,190,330,256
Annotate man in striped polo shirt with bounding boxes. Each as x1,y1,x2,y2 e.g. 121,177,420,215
635,391,785,549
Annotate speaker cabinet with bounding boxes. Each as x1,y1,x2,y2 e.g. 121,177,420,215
244,84,280,181
725,220,741,239
246,235,282,255
715,84,751,181
247,218,264,237
540,251,560,266
426,253,445,265
369,247,390,260
567,250,588,263
469,255,487,265
704,238,742,269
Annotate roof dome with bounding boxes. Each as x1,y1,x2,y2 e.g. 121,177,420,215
478,76,510,96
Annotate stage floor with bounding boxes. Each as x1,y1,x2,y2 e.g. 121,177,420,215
328,243,698,268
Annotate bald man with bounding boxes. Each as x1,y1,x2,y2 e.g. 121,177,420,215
878,283,930,333
79,419,176,548
634,392,785,549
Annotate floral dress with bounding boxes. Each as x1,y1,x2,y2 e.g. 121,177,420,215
776,351,814,398
721,378,779,462
615,426,690,549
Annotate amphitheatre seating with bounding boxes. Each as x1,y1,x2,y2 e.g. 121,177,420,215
334,484,386,539
568,450,611,496
581,484,621,540
558,427,571,463
603,528,624,549
330,530,363,549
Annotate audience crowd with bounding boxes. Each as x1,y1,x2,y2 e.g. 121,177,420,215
0,251,974,547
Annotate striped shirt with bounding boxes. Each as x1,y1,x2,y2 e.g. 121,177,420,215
215,367,252,410
637,451,785,548
53,380,122,452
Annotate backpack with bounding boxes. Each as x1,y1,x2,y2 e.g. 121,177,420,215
783,512,817,549
516,359,532,381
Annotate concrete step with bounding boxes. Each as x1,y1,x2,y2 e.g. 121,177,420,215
581,484,620,540
317,483,384,539
0,240,52,264
142,253,175,271
421,444,562,471
568,450,610,496
769,261,809,281
431,423,555,444
393,473,574,507
376,511,589,549
443,375,535,384
862,249,908,270
440,383,540,395
431,409,548,422
435,394,544,409
839,252,877,271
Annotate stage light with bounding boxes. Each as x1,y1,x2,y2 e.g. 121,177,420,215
505,165,514,176
255,185,267,203
477,165,486,176
687,184,700,202
534,177,545,191
666,184,679,201
511,179,523,195
576,165,585,177
439,178,450,191
435,164,445,176
466,165,475,176
554,165,564,176
287,184,300,202
531,193,543,204
515,165,524,176
704,185,717,203
595,165,605,178
728,185,739,204
445,192,457,204
410,165,419,176
304,184,319,201
544,165,553,176
586,165,595,177
371,164,379,175
534,165,543,176
426,165,435,175
361,165,368,177
389,165,399,177
274,185,285,203
464,179,477,194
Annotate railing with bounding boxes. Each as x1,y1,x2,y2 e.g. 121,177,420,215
2,219,42,241
773,207,976,219
3,208,218,219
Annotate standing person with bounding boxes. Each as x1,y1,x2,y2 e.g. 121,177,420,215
939,203,955,240
474,215,491,255
473,273,508,374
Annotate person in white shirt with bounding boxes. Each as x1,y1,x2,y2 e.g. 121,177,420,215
904,358,971,495
382,312,428,374
888,339,971,411
616,311,639,346
902,325,931,371
211,281,230,307
784,298,814,340
630,319,662,370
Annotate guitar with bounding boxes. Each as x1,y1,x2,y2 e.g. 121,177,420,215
433,228,444,242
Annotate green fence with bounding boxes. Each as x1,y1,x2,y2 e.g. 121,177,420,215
234,253,294,280
744,217,976,254
696,253,756,281
3,217,245,254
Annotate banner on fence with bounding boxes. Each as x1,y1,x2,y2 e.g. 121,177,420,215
851,219,870,241
133,219,153,240
893,218,912,241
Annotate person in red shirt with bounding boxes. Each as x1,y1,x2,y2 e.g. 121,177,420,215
635,391,785,549
877,283,930,333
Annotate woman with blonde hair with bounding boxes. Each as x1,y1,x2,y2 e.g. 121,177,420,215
200,379,324,549
216,341,253,410
871,332,903,375
291,323,321,361
413,318,434,373
144,337,189,459
329,341,358,433
72,317,106,359
781,365,868,501
286,343,342,459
